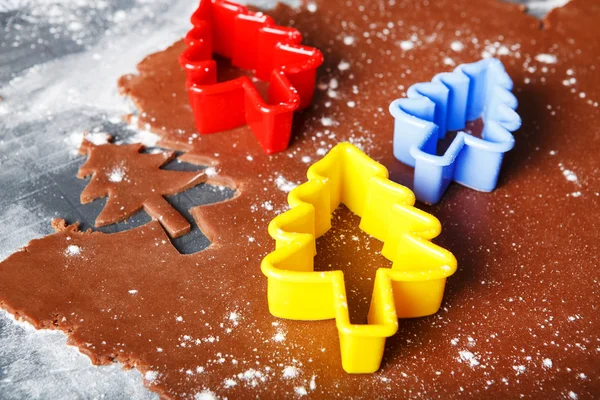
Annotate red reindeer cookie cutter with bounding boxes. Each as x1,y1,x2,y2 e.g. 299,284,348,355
179,0,324,154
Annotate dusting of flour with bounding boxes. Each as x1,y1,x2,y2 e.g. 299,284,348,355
0,311,156,399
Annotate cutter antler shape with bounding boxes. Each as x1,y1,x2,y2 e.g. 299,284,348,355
389,58,522,204
261,143,457,373
179,0,324,154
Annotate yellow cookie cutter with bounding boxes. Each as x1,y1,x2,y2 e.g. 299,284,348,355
261,142,457,373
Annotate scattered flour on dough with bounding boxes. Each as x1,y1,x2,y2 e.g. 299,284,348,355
338,61,350,71
272,330,286,342
65,244,81,256
558,163,580,185
535,53,558,64
513,365,527,375
228,311,239,324
237,368,268,388
398,40,415,51
295,386,308,396
458,350,480,367
563,170,577,182
274,175,297,192
450,40,464,52
282,366,300,379
108,166,126,183
321,117,334,127
444,57,456,66
223,378,237,388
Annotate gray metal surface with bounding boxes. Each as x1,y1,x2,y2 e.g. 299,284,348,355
0,0,563,398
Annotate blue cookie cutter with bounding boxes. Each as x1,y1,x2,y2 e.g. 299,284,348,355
389,58,521,204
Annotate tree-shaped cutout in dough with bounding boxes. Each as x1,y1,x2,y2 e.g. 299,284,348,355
77,140,206,238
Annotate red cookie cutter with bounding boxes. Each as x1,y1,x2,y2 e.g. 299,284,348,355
179,0,324,154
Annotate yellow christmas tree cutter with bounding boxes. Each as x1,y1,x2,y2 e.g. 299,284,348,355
261,142,457,373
